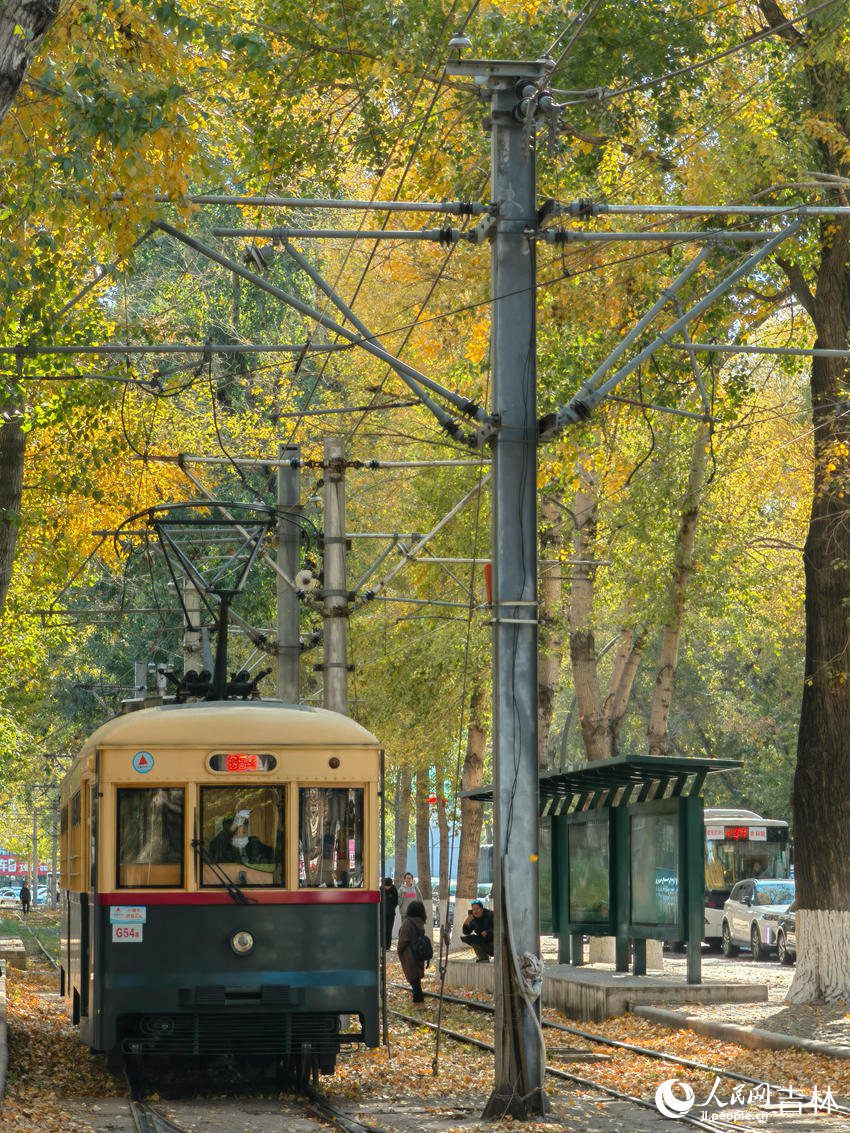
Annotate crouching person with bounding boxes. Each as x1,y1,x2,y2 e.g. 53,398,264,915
461,899,494,962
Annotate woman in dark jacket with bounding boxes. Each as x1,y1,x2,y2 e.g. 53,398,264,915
381,877,399,950
396,898,427,1003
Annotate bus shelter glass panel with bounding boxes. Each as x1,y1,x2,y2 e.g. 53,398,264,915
117,788,184,888
201,786,283,886
298,787,364,888
631,812,678,925
568,814,610,923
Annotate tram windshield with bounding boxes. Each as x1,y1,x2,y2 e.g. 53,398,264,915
117,788,184,888
200,786,283,887
298,787,364,888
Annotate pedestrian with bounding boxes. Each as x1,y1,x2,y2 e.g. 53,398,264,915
397,898,429,1003
381,876,399,950
397,871,423,919
19,882,31,915
461,899,494,961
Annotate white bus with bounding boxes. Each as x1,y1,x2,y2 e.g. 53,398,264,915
703,808,791,948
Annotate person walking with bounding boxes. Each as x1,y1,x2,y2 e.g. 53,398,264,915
19,882,31,915
397,871,423,919
460,899,494,961
397,898,429,1003
381,876,399,950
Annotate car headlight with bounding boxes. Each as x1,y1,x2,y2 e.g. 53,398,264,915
761,913,780,922
230,929,254,955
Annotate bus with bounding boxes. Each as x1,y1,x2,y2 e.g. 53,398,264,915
703,808,791,948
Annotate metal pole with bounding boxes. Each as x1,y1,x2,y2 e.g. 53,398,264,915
322,438,348,714
32,808,38,897
182,578,203,674
484,62,548,1118
277,443,301,703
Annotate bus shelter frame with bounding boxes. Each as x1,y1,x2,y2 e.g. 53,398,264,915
542,755,740,985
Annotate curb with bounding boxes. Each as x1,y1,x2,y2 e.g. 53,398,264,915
0,958,7,1105
633,1004,850,1060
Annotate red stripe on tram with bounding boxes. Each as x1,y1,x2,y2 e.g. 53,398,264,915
98,890,381,906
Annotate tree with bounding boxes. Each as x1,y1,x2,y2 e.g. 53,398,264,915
0,1,59,123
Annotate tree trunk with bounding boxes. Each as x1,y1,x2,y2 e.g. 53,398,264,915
788,217,850,1003
647,420,711,755
414,770,433,939
0,418,25,621
393,764,412,881
568,465,610,761
436,768,450,933
0,0,60,123
453,679,487,950
538,491,564,770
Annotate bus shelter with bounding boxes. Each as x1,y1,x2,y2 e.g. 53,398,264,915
543,755,740,984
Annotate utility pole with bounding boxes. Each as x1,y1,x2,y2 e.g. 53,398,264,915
322,437,348,714
182,577,203,674
448,55,551,1119
277,443,301,702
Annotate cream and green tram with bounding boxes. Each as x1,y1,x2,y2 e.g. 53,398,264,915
59,700,382,1075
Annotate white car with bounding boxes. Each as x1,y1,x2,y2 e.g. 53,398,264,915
0,887,21,909
721,878,796,961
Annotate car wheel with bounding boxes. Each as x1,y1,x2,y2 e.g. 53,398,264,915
721,922,738,958
750,924,764,962
777,930,793,965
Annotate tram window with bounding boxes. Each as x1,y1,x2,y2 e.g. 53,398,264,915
117,788,184,888
200,787,283,887
298,787,364,889
71,791,81,826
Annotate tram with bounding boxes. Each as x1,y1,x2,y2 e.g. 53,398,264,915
59,700,382,1077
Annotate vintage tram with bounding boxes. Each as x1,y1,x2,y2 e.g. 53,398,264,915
59,700,382,1076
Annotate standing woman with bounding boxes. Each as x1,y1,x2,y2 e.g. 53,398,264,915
381,876,399,950
397,898,427,1003
397,871,423,919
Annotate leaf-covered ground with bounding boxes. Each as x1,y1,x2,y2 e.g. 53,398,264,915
4,947,850,1132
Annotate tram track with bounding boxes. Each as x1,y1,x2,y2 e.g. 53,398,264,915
389,983,850,1131
390,981,850,1113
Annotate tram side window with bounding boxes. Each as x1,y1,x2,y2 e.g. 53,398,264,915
200,787,283,887
298,787,364,888
117,788,184,888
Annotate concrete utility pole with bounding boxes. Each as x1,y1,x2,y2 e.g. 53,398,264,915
277,442,301,702
448,55,551,1119
182,577,203,674
322,437,348,714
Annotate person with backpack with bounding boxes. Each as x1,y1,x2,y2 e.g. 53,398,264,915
397,898,431,1004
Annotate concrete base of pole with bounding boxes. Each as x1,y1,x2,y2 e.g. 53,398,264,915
482,1086,550,1120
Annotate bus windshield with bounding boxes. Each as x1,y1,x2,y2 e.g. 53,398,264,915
705,839,789,890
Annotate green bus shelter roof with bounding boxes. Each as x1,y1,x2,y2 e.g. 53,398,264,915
463,754,741,815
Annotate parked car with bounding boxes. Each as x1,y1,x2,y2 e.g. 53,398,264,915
776,901,797,965
0,887,21,908
721,878,796,960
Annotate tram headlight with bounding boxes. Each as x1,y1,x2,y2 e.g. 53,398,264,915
230,929,254,955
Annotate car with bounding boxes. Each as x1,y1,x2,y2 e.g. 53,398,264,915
721,878,796,960
776,901,797,964
0,887,21,908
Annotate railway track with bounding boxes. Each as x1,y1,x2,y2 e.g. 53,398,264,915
389,983,850,1131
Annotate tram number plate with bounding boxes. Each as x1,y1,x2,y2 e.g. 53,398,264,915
112,924,143,943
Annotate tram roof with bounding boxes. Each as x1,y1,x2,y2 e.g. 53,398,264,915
80,700,380,752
